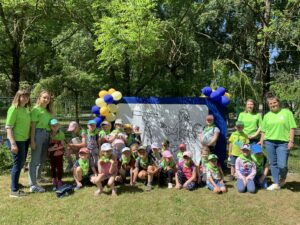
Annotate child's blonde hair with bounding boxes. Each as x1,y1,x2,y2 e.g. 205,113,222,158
36,90,53,114
12,90,31,108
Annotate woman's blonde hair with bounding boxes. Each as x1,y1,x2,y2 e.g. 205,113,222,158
12,90,31,108
36,90,54,114
244,99,257,114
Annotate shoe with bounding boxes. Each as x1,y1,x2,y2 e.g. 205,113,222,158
146,184,153,191
94,189,102,196
29,185,45,193
37,177,50,183
74,185,81,191
10,190,27,198
267,183,281,191
279,179,286,188
168,183,173,189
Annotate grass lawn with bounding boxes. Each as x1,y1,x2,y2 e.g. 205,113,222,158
0,172,300,225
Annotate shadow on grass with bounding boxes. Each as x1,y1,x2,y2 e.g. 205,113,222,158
116,184,144,194
284,181,300,192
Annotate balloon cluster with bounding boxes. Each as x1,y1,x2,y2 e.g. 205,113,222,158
91,88,123,127
201,86,231,107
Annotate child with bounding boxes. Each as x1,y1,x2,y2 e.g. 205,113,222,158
251,144,269,189
133,125,142,142
124,124,136,147
112,138,126,159
147,142,162,166
132,146,156,191
161,139,170,152
117,147,135,184
199,114,220,152
198,146,210,185
99,121,111,145
228,121,249,181
159,150,176,188
235,144,256,193
177,143,186,163
73,147,91,190
65,121,87,173
86,120,99,176
175,151,197,191
206,154,226,193
93,143,118,196
110,118,124,137
48,119,65,191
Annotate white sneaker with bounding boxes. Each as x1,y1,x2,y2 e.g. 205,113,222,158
168,183,173,189
267,183,281,191
30,185,45,193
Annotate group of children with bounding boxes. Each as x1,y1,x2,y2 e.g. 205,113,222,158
45,117,269,196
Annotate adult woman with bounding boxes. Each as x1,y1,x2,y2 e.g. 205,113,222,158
6,90,31,197
238,99,262,143
199,115,220,152
28,90,53,193
259,94,297,191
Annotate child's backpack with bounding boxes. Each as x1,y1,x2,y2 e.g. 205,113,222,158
56,184,74,198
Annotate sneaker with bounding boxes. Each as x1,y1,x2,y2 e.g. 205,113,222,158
168,183,173,189
146,184,153,191
74,185,81,191
29,185,45,193
10,190,27,198
267,183,281,191
279,179,286,188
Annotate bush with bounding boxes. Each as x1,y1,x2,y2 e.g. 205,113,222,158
0,144,12,174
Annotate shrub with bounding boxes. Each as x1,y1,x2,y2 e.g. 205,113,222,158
0,144,12,174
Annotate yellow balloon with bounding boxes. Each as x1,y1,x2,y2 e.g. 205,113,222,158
224,92,231,100
108,88,116,94
107,104,118,113
106,113,116,122
95,98,107,108
112,91,122,101
99,90,108,98
100,106,109,117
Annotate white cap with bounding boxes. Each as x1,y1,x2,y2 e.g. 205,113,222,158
101,143,112,151
122,147,131,153
115,118,123,125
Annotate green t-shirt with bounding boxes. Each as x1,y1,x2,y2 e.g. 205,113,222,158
51,130,65,141
238,112,262,136
99,130,110,138
228,131,249,156
31,106,53,131
6,106,31,141
261,108,297,142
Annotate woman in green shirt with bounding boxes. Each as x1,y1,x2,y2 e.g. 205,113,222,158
259,94,297,191
238,99,262,143
6,90,31,197
28,90,54,193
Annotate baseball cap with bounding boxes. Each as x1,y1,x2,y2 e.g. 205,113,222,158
151,142,159,149
79,147,89,154
183,151,192,158
251,144,263,154
137,145,147,152
115,118,123,125
101,121,110,126
101,143,113,151
241,144,251,151
67,121,78,132
235,121,244,126
122,147,131,153
163,150,173,158
88,120,96,125
49,119,59,125
208,154,218,161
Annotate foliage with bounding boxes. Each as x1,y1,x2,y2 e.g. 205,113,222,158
0,144,12,174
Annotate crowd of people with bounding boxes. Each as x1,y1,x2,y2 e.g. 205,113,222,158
5,90,297,197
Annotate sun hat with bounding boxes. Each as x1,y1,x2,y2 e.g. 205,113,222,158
88,120,96,125
251,144,262,154
235,121,244,126
163,150,173,158
122,147,131,153
49,119,59,125
151,142,159,149
67,121,78,132
101,121,110,126
241,144,251,151
137,145,147,152
183,151,192,158
115,118,123,125
79,147,89,154
101,143,113,151
208,154,218,161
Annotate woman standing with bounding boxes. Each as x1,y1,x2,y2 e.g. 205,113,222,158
28,90,53,193
238,99,262,143
6,90,31,197
259,94,297,191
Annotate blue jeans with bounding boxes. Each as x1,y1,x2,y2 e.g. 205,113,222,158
28,129,49,186
9,140,29,192
236,178,256,193
207,179,225,191
264,140,289,184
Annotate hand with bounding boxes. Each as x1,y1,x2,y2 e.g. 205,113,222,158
11,144,18,154
288,142,294,151
214,186,221,192
31,141,36,150
243,177,247,185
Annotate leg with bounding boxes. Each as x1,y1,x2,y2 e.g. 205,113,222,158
73,167,83,188
175,170,186,189
57,155,64,187
94,174,105,196
236,178,246,193
10,141,26,192
265,141,279,184
276,142,289,184
37,131,50,181
246,179,256,193
107,176,117,196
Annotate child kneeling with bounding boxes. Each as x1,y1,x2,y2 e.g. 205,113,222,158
73,147,92,190
159,151,176,188
206,154,226,193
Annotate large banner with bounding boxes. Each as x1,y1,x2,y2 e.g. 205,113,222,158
117,97,227,165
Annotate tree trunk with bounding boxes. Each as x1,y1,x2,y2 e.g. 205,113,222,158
10,42,21,95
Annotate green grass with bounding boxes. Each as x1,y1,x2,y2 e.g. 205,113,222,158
0,172,300,225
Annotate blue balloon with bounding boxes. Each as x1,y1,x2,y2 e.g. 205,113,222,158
217,87,226,96
91,105,100,115
104,94,114,104
220,95,230,107
94,116,104,128
201,86,212,97
210,91,222,102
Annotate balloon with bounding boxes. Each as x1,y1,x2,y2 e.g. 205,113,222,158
95,98,107,108
106,113,116,122
108,88,116,94
111,91,122,101
94,116,104,128
201,86,212,97
210,91,222,102
99,90,108,98
108,104,118,113
104,94,114,104
216,87,226,96
100,106,109,116
224,92,231,100
220,95,230,107
91,105,100,115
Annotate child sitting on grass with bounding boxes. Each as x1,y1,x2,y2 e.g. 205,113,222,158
206,154,226,194
117,147,135,184
159,150,176,188
73,147,91,190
